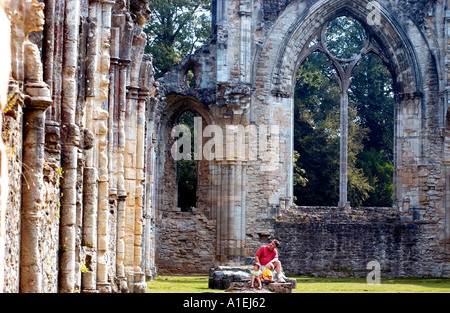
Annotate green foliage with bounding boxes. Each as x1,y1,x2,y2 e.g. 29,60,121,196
293,151,308,188
294,53,341,206
325,16,368,59
356,148,394,207
145,0,212,78
350,53,394,155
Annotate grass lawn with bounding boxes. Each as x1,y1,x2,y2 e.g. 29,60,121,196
147,276,450,293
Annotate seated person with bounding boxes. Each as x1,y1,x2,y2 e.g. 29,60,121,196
250,263,263,290
255,239,286,283
261,263,275,285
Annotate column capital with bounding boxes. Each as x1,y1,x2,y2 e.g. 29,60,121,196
23,82,52,111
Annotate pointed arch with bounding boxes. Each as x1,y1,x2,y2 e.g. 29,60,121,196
253,0,423,98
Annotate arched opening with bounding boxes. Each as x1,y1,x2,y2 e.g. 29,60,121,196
176,110,198,212
293,16,394,208
154,97,216,275
186,69,195,89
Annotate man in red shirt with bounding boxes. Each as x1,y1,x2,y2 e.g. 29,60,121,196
255,240,286,283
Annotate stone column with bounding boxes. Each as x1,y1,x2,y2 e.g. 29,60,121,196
123,29,146,293
338,90,350,209
213,84,251,265
87,0,114,294
20,0,53,293
42,0,55,96
20,91,52,293
238,1,251,82
0,0,10,293
115,56,129,290
59,0,80,293
132,87,148,293
214,160,247,266
112,13,133,291
108,26,119,198
96,109,110,293
81,166,98,293
215,0,228,83
81,6,99,293
124,86,138,281
108,24,127,292
444,131,450,275
116,194,127,291
143,107,156,280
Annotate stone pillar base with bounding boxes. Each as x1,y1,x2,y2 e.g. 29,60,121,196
132,271,147,293
97,282,111,293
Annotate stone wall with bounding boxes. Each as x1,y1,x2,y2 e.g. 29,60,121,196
2,86,21,293
274,207,446,278
156,212,216,275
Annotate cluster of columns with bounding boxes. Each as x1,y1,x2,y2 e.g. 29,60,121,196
0,0,9,293
211,161,247,265
1,0,155,293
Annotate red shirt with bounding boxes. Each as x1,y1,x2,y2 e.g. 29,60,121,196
255,245,278,266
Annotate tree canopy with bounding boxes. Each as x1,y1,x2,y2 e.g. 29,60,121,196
145,0,212,79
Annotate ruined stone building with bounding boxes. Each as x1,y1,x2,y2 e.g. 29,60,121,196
0,0,449,293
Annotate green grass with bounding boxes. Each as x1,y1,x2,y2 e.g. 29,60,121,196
294,277,450,293
147,276,450,293
147,276,218,293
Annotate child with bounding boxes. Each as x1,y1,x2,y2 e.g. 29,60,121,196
250,263,263,290
261,263,275,285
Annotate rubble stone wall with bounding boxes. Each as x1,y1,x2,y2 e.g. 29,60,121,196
156,211,216,275
274,207,444,278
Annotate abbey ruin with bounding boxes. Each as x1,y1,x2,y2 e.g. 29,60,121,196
0,0,449,293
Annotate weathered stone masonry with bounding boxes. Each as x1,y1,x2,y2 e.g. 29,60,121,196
0,0,156,293
0,0,450,293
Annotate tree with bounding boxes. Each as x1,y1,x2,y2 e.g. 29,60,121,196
145,0,212,78
351,53,394,207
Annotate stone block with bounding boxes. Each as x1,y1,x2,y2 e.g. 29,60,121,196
208,266,251,290
268,283,292,293
208,266,296,293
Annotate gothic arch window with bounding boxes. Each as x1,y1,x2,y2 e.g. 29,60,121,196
180,60,201,89
186,69,195,89
294,16,394,208
176,110,198,212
